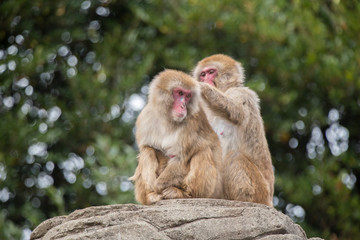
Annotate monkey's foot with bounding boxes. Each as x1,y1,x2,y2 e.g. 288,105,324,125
146,192,162,204
162,187,190,199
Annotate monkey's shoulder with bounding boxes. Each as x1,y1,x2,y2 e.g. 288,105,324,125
136,106,153,129
135,106,163,141
225,87,260,111
187,108,214,132
225,86,258,100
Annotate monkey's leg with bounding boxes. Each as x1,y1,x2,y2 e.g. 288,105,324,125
222,152,272,206
154,160,187,194
131,146,162,205
184,147,222,198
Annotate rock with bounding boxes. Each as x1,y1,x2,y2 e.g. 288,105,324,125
31,199,322,240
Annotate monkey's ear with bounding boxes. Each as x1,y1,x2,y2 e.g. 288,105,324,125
187,85,201,115
235,62,245,84
191,66,200,80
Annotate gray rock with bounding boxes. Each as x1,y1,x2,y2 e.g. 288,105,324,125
31,199,322,240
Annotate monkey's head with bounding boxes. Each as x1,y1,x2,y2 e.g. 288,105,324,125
193,54,245,92
149,69,200,123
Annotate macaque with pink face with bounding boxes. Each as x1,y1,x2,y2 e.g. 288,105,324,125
130,69,223,205
199,67,216,86
193,54,274,206
171,87,192,121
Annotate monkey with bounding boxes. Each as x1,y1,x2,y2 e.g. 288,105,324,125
193,54,274,206
129,69,223,205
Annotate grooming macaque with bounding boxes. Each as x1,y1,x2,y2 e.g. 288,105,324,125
130,69,222,205
193,54,274,206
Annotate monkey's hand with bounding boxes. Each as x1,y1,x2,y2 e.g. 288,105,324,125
199,82,245,125
199,82,217,102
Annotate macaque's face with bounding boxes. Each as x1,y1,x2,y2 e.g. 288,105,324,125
199,67,217,86
172,87,192,122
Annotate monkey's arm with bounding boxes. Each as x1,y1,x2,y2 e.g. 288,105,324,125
129,146,162,204
200,82,245,124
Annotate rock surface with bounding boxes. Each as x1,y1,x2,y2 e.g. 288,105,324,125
31,199,322,240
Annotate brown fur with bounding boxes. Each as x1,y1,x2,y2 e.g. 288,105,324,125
130,69,223,205
193,54,274,206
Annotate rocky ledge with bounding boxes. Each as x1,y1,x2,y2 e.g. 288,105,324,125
31,198,323,240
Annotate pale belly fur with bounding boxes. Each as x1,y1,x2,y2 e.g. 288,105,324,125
208,116,240,157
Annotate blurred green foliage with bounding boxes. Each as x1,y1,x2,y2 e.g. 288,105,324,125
0,0,359,239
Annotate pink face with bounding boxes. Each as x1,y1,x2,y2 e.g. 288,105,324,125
172,87,192,121
199,67,217,86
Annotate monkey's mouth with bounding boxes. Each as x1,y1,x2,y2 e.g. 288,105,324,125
173,113,186,122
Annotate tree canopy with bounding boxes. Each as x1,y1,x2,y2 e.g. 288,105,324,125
1,1,359,239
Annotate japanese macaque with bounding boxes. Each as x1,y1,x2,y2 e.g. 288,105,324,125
193,54,274,206
130,69,223,205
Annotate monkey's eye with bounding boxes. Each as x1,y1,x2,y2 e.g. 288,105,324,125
209,70,215,74
186,94,191,99
178,91,184,96
200,72,206,77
